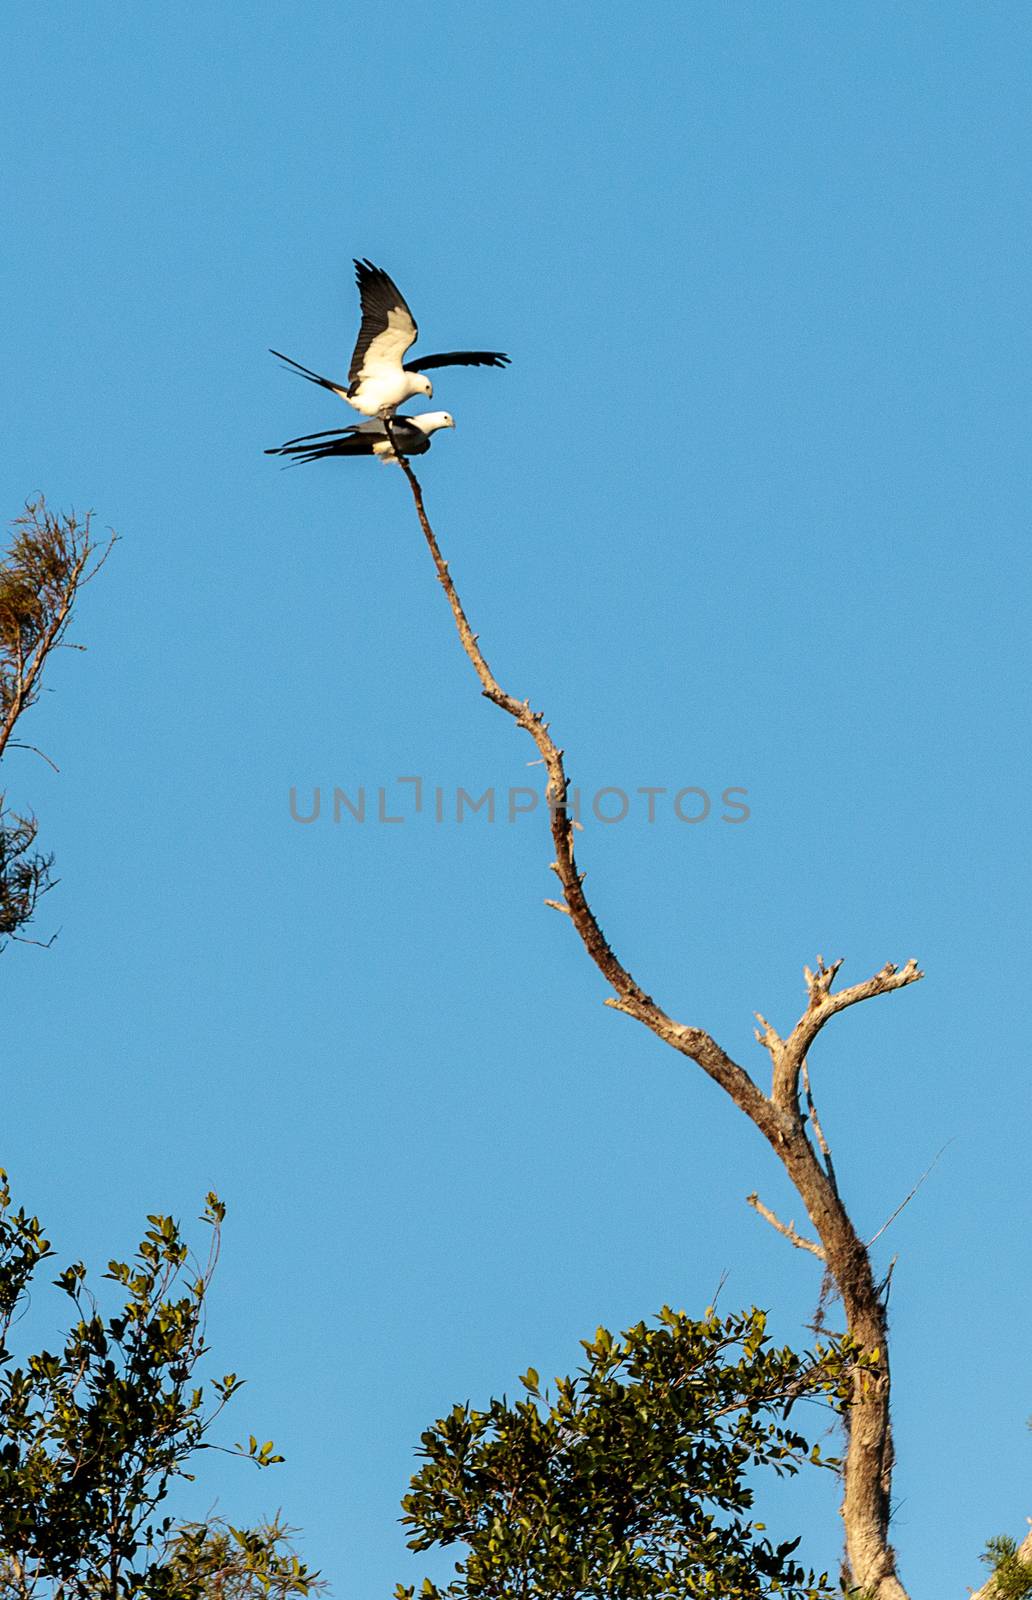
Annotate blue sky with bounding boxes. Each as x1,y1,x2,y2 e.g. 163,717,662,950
1,3,1029,1595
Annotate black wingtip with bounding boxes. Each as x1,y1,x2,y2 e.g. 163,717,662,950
354,257,400,299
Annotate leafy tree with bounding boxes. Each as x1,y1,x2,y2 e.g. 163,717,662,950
160,1517,322,1600
397,1307,860,1600
0,498,112,950
979,1536,1032,1600
0,502,320,1598
0,1173,322,1600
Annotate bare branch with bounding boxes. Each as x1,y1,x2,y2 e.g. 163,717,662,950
384,425,776,1132
753,1012,782,1057
9,929,60,950
4,740,60,774
746,1192,826,1259
770,955,924,1111
390,456,921,1600
794,955,923,1062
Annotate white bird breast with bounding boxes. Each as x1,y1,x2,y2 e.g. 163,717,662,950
345,369,432,416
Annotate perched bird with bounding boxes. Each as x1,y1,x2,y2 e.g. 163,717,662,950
270,259,510,418
265,411,456,466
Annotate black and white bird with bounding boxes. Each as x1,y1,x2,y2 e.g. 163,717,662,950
270,259,510,418
265,411,456,466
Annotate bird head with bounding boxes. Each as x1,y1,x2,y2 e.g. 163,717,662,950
412,412,456,436
414,373,433,400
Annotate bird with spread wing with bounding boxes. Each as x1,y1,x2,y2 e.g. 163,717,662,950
270,258,510,418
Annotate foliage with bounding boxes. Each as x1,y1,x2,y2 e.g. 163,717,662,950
980,1536,1032,1600
159,1516,324,1600
0,811,52,943
0,501,88,671
396,1305,856,1600
0,499,111,950
0,1172,319,1600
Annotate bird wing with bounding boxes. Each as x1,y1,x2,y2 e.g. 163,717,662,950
379,418,431,452
349,259,419,385
265,428,373,464
265,438,369,464
403,350,511,372
270,349,347,395
264,417,426,464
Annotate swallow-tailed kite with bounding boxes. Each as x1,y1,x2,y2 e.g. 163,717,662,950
270,259,510,417
265,411,456,466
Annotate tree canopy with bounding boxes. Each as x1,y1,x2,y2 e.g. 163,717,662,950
0,1172,321,1600
397,1305,860,1600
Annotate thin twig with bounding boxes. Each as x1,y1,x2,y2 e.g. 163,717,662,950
877,1255,898,1307
10,929,60,950
708,1267,730,1310
746,1192,826,1259
866,1142,952,1249
801,1058,839,1195
6,741,60,774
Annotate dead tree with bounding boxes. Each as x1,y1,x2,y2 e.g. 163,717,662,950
379,419,946,1599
